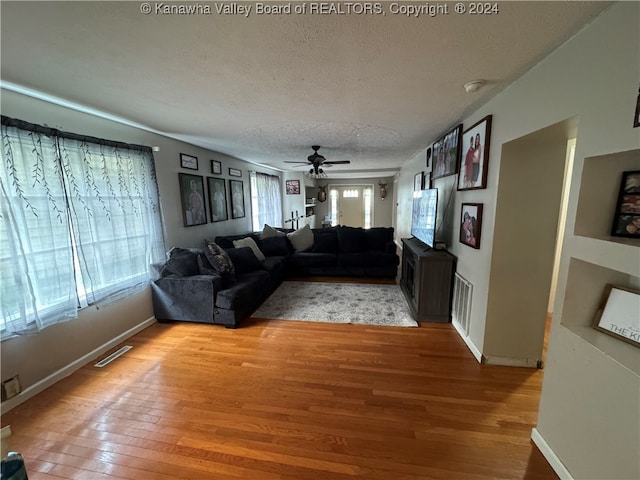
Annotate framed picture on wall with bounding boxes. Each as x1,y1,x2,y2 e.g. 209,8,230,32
207,177,228,222
180,153,198,170
211,159,222,175
229,168,242,177
458,115,492,191
414,172,424,191
611,170,640,238
432,124,462,180
229,179,245,219
178,173,207,227
634,85,640,128
286,179,301,194
459,203,483,249
425,145,433,173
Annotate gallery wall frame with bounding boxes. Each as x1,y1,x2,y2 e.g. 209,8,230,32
414,172,424,191
592,284,640,347
611,170,640,238
458,115,493,191
211,159,222,175
286,179,301,194
180,153,198,170
178,173,207,227
229,167,242,177
207,176,228,222
229,179,245,219
432,124,462,180
459,202,483,249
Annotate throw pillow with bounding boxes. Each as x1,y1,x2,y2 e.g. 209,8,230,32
197,255,218,276
163,247,199,276
258,235,291,257
203,239,235,278
286,224,314,252
260,224,286,239
225,247,264,274
233,236,266,261
363,227,393,252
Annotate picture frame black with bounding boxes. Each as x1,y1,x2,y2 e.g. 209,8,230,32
229,167,242,178
211,159,222,175
178,173,207,227
286,179,301,194
634,85,640,128
459,203,483,249
180,153,198,170
432,124,462,180
458,115,492,191
425,146,433,173
414,172,424,191
207,176,228,222
611,170,640,238
229,179,245,219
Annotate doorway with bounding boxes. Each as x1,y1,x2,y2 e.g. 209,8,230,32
329,185,373,228
483,118,578,367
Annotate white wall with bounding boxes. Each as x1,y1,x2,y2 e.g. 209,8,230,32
396,3,639,477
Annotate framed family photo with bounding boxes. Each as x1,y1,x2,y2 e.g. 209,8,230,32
458,115,492,191
178,173,207,227
611,170,640,238
207,177,228,222
286,179,301,194
459,203,483,249
229,179,245,219
432,124,462,180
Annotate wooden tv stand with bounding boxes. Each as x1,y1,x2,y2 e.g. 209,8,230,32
400,237,456,323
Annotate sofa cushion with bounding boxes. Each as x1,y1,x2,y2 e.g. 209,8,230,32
215,270,271,310
197,254,219,276
286,224,314,252
164,248,200,276
312,229,339,253
262,256,286,282
258,235,291,257
288,252,338,268
339,252,400,268
225,247,263,274
233,236,266,261
203,240,236,278
363,227,394,252
260,224,286,239
336,226,365,253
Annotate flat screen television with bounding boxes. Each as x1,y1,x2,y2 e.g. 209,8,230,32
411,188,438,248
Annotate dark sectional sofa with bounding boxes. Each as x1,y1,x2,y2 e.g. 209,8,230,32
151,225,399,328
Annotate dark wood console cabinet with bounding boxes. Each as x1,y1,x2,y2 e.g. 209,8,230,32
400,237,456,323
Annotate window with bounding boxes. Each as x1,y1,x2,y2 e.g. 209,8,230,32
250,171,282,231
1,116,165,337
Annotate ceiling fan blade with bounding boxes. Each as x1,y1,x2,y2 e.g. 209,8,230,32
284,161,311,164
323,160,351,165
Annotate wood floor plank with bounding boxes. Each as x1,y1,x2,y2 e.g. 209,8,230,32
2,310,558,479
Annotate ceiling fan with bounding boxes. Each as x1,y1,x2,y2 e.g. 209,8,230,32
285,146,351,175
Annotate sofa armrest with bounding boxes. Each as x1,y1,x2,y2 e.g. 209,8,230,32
151,274,222,323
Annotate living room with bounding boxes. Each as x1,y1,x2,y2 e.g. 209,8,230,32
1,2,639,479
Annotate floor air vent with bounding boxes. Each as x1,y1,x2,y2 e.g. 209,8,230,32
452,273,473,335
94,345,133,367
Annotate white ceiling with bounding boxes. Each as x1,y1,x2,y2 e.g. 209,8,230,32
1,1,609,178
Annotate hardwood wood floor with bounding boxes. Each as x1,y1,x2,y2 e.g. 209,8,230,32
2,317,557,479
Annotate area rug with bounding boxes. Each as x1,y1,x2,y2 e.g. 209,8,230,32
252,281,418,327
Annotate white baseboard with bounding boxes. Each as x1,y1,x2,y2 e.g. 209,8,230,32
531,428,574,480
0,317,156,415
452,320,483,363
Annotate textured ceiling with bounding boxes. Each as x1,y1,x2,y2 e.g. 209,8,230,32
0,1,609,178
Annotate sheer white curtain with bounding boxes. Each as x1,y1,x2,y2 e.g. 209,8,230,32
1,117,165,337
1,124,78,334
251,172,282,230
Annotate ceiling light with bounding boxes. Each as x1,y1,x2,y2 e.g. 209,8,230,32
464,80,485,93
